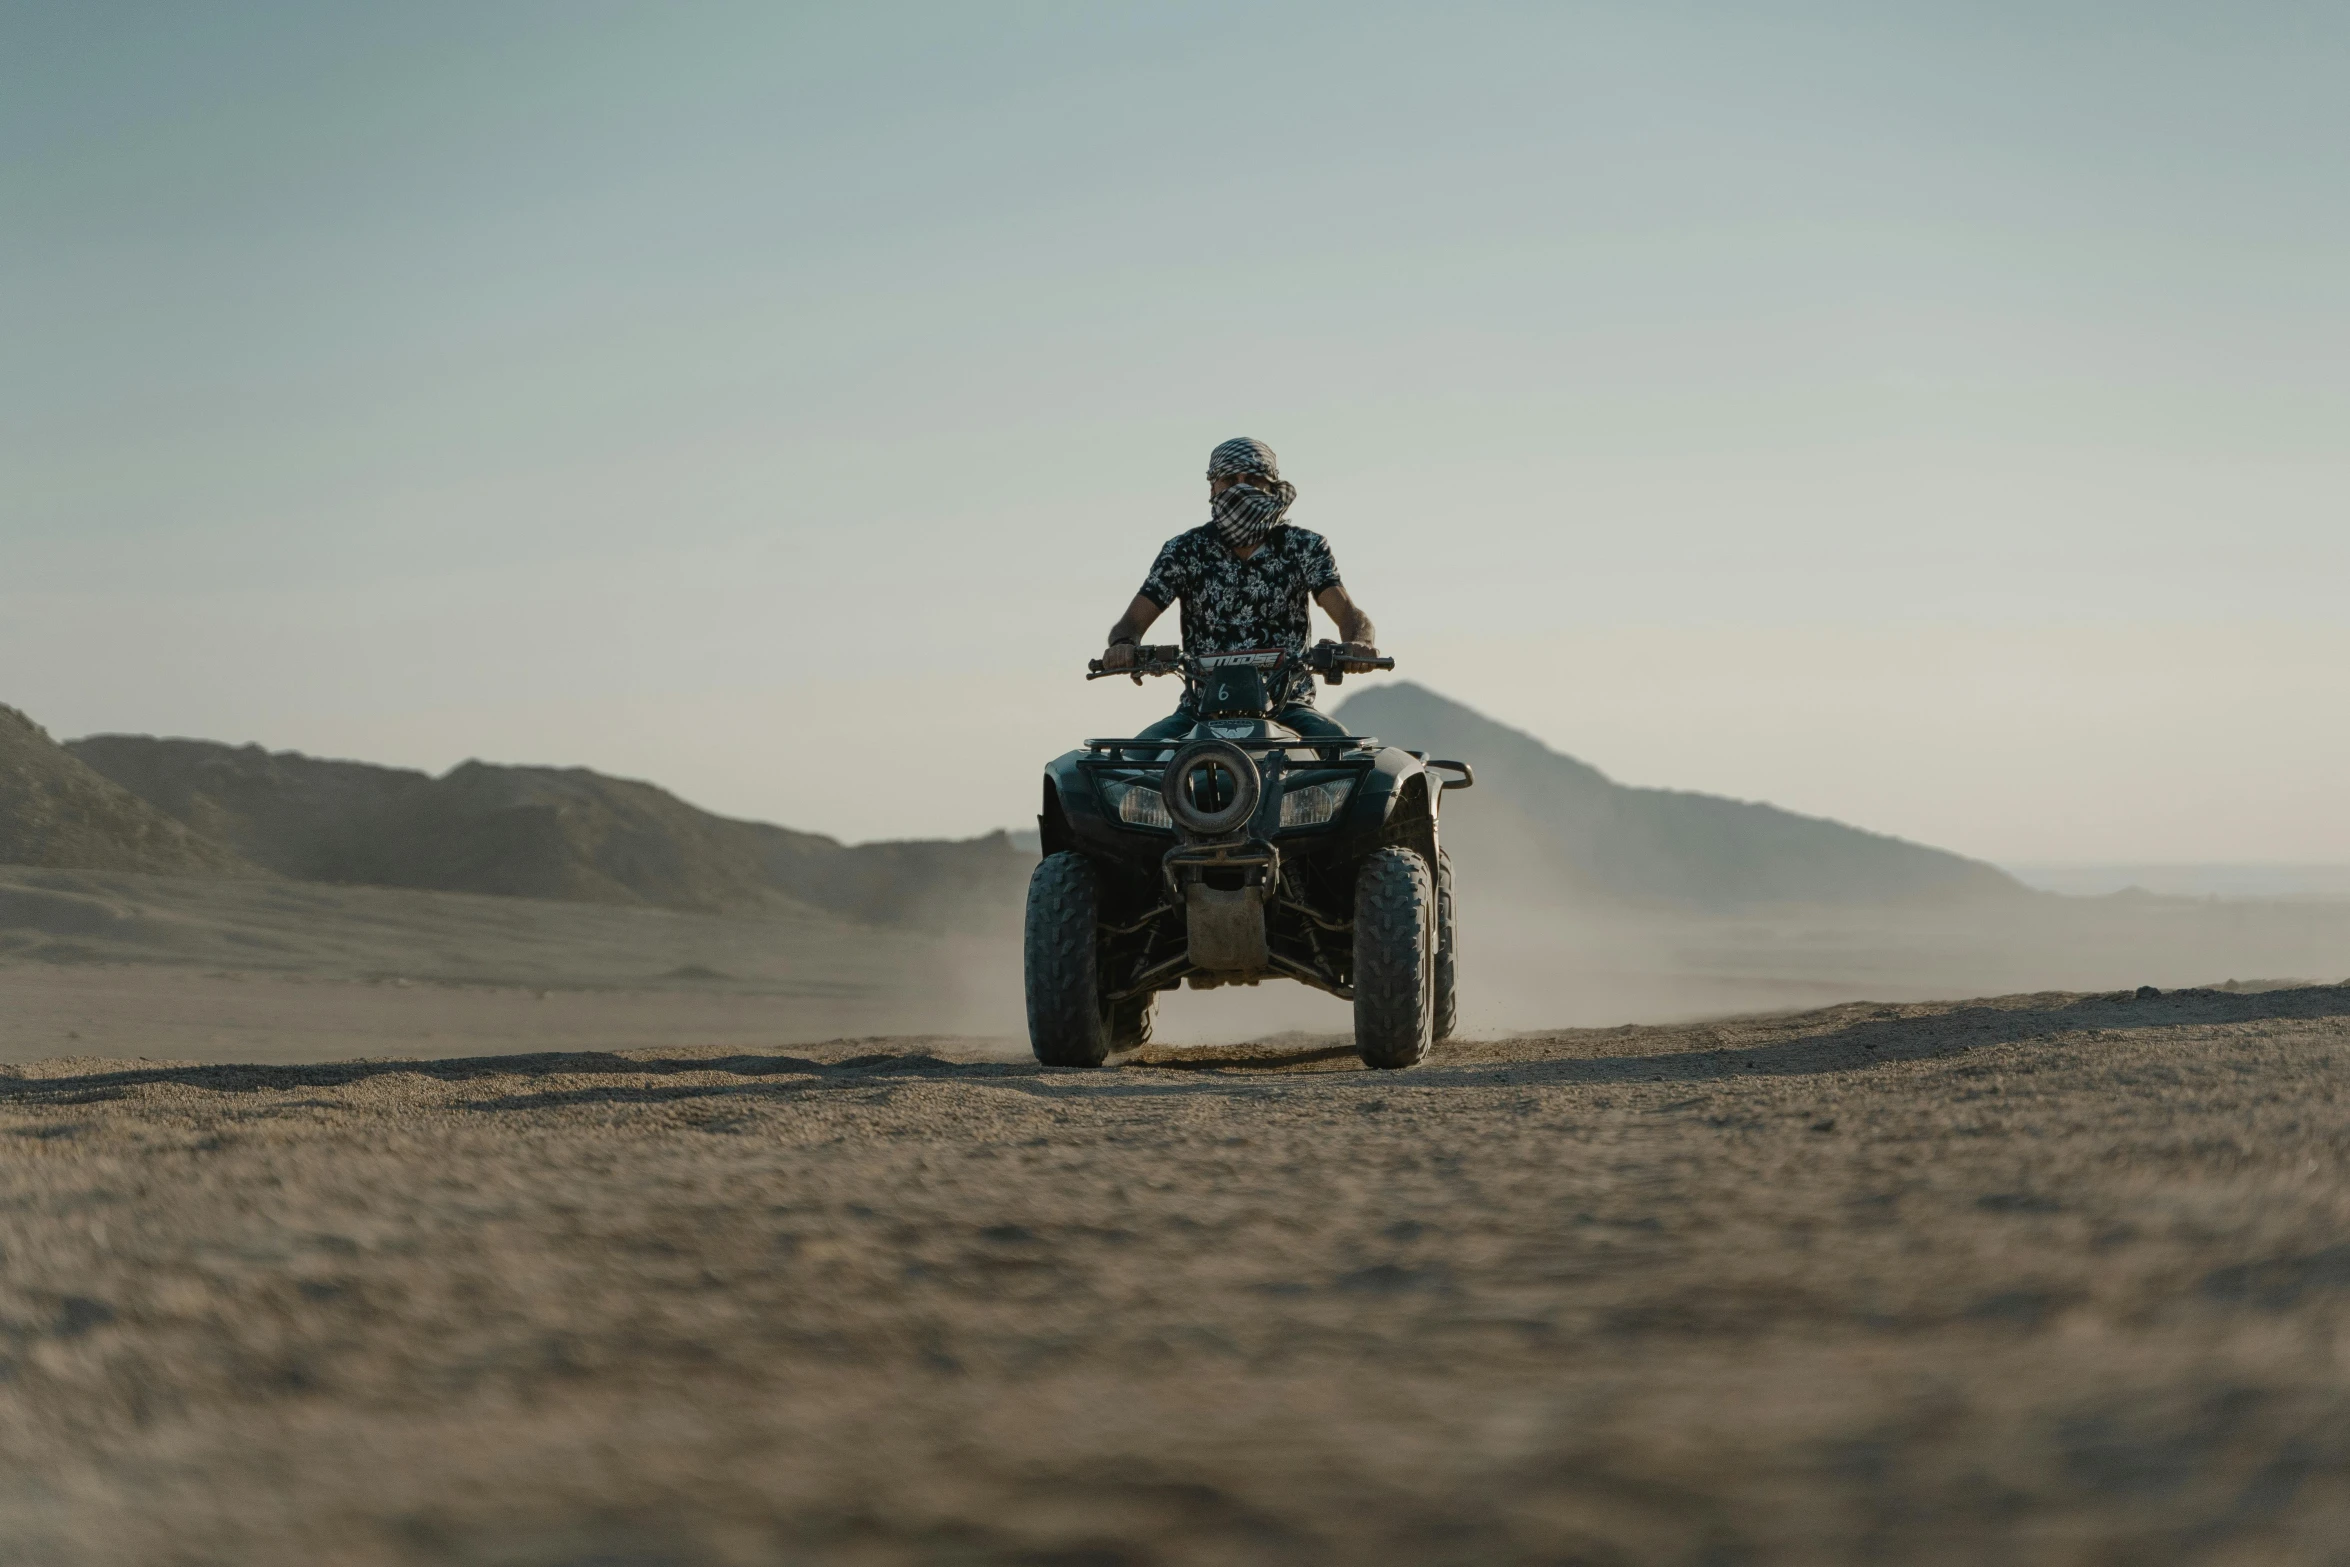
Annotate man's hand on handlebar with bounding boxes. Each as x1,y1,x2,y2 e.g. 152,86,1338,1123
1335,641,1383,674
1086,643,1183,681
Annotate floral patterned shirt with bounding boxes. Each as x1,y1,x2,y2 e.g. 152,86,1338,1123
1138,524,1343,708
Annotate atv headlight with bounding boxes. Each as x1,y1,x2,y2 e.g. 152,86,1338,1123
1278,779,1352,829
1106,779,1173,829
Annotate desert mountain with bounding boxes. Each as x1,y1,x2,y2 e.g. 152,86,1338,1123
1332,683,2024,908
54,683,2021,922
65,736,438,884
66,736,1028,926
0,708,254,877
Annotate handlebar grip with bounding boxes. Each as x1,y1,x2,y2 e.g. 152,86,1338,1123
1087,644,1185,680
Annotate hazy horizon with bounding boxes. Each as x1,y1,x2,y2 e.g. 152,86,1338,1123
8,3,2345,862
44,680,2350,904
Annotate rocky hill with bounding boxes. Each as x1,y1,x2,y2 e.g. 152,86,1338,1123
65,736,437,883
0,709,255,877
1333,682,2024,908
65,735,1028,927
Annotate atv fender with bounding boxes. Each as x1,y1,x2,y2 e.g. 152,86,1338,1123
1341,751,1439,873
1040,750,1110,859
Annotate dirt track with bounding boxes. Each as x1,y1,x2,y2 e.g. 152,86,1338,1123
6,986,2350,1564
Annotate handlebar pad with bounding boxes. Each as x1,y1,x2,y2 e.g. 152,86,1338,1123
1085,643,1388,679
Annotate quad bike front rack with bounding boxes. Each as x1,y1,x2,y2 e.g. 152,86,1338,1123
1079,735,1381,765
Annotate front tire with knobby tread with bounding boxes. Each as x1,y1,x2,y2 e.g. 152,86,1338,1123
1025,852,1110,1067
1433,849,1458,1042
1354,846,1435,1069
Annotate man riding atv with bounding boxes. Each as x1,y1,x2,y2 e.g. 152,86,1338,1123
1098,437,1387,736
1024,437,1469,1071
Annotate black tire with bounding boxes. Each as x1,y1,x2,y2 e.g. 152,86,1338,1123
1433,849,1458,1042
1160,739,1261,837
1108,992,1155,1051
1354,846,1434,1070
1025,852,1110,1067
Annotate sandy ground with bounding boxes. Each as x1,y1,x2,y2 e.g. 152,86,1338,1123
0,866,1027,1058
4,985,2350,1564
11,863,2350,1056
0,964,1022,1067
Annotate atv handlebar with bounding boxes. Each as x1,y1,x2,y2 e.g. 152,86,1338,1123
1087,644,1186,682
1086,641,1395,685
1301,642,1397,686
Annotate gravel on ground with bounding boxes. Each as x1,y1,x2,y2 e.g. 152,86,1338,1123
3,985,2349,1565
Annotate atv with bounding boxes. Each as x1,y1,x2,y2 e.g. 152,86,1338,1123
1026,640,1472,1069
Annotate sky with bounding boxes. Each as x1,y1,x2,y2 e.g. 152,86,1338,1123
5,1,2345,864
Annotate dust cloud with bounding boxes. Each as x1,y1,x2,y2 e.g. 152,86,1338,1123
1452,892,2350,1033
1144,887,2350,1044
10,860,2350,1064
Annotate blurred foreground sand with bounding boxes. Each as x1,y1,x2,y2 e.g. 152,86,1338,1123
4,986,2349,1564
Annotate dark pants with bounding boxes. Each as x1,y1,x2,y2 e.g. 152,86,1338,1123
1128,704,1349,755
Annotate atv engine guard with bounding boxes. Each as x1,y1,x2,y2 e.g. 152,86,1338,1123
1163,839,1280,975
1185,882,1268,972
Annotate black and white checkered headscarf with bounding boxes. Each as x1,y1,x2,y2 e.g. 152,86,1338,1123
1206,436,1297,552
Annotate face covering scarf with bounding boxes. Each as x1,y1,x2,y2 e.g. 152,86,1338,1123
1205,437,1297,552
1210,481,1294,552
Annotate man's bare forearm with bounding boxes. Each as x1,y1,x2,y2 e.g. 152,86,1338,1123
1108,593,1164,647
1098,593,1166,669
1315,585,1375,647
